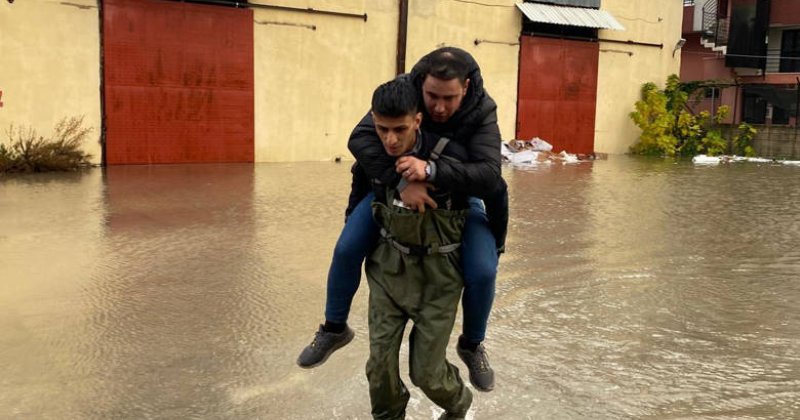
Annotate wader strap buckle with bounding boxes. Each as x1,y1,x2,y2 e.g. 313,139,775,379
407,244,431,257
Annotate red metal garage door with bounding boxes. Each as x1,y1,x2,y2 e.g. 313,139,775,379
103,0,254,164
516,35,599,155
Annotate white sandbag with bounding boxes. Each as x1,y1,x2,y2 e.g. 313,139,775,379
692,155,721,165
529,137,553,152
509,150,540,164
744,157,773,163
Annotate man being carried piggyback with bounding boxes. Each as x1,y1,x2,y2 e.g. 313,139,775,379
298,47,508,393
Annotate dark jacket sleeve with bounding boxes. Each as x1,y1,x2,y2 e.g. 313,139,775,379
344,162,372,221
484,178,509,253
432,101,502,199
347,111,400,186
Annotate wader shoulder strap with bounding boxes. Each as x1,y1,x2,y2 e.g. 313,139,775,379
380,228,460,256
429,137,451,161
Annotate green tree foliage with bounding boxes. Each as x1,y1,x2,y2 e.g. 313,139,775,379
733,123,757,157
1,116,93,173
629,75,756,157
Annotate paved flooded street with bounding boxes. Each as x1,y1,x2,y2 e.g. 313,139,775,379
1,157,799,419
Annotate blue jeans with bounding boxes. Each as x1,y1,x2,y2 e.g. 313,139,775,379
325,194,497,343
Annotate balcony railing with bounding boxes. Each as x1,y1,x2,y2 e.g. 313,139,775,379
701,0,729,47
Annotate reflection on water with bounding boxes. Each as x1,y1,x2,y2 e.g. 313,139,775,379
1,158,799,419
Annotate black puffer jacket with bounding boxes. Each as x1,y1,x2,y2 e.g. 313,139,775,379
349,48,501,197
346,47,508,249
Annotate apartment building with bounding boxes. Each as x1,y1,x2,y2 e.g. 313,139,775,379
682,0,800,126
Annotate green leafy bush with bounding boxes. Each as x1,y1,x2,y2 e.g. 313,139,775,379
1,116,93,173
629,82,676,156
733,123,757,157
629,75,756,157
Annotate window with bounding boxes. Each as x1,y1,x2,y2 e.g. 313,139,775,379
780,29,800,73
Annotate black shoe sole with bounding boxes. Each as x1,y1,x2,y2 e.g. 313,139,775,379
456,346,495,392
468,371,494,392
296,329,355,369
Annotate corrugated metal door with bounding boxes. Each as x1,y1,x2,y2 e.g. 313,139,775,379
103,0,254,164
516,35,599,155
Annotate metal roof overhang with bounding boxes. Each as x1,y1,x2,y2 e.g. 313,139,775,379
516,2,626,31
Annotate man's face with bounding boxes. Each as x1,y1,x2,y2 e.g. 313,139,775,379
421,75,469,123
372,112,422,157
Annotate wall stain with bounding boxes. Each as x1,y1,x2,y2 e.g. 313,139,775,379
60,2,95,10
254,20,316,31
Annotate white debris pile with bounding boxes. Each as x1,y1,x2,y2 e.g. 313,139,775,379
692,154,800,166
501,137,582,167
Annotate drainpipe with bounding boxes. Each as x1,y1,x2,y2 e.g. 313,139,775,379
98,0,107,167
171,0,368,21
598,38,663,49
396,0,409,75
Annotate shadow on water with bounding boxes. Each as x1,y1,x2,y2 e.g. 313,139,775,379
1,157,799,419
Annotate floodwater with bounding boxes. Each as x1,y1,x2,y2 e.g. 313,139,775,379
1,157,799,419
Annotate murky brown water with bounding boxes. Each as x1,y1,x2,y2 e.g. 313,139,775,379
1,157,799,419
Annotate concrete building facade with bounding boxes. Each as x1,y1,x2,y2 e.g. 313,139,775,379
681,0,800,125
1,0,682,164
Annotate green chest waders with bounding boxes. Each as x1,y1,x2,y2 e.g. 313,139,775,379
364,192,472,420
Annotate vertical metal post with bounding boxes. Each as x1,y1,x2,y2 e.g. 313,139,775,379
732,83,739,125
794,78,800,158
795,77,800,128
396,0,409,75
711,86,716,118
730,82,740,153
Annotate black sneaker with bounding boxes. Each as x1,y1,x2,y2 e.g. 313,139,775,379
456,338,495,392
296,324,355,369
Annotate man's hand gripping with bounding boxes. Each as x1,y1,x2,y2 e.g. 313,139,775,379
396,156,437,213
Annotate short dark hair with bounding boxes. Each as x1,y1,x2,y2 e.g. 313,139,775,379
371,78,419,118
416,47,470,84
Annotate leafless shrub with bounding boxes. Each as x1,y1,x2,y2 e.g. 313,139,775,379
1,116,93,173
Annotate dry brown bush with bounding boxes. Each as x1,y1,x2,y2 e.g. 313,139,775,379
1,116,93,173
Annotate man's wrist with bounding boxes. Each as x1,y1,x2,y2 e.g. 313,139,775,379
397,178,410,192
425,161,437,181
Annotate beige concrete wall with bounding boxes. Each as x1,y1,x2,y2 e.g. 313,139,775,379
595,0,684,155
406,0,521,142
254,0,521,162
0,0,682,163
0,0,102,164
253,0,397,162
254,0,683,159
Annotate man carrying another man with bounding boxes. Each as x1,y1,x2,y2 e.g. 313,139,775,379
365,77,473,420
